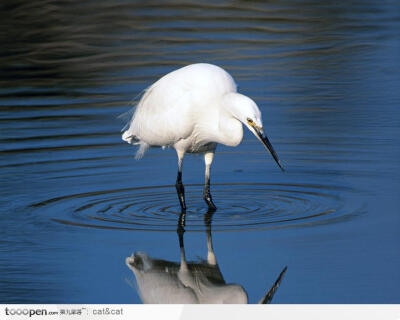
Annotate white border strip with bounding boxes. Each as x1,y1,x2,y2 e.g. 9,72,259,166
1,304,399,320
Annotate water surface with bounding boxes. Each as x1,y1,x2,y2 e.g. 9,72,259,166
1,0,399,303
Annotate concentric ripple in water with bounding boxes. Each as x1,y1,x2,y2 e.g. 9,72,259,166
30,183,363,232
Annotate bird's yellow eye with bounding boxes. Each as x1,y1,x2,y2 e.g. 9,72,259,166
247,118,254,125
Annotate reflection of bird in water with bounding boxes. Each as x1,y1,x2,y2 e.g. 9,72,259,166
126,211,287,304
122,63,284,211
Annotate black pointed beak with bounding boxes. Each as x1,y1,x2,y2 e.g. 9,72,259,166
255,127,285,172
258,266,288,304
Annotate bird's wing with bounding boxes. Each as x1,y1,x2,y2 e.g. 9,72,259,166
123,64,237,147
125,77,198,147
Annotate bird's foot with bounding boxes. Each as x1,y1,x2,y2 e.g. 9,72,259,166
177,224,185,237
203,189,217,212
207,203,217,212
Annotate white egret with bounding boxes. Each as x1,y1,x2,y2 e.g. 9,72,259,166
122,63,284,211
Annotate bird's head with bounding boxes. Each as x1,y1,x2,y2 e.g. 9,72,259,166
224,92,285,171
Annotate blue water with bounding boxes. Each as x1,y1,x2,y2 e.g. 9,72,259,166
1,0,399,303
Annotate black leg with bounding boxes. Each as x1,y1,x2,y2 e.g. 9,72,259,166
203,177,217,211
177,209,186,237
175,171,187,212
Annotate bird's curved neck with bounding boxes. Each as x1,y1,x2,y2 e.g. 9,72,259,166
192,93,244,148
221,92,246,121
218,109,243,147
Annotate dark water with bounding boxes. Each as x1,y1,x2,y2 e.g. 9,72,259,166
1,0,399,303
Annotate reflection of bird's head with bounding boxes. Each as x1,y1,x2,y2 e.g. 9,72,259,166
126,252,153,272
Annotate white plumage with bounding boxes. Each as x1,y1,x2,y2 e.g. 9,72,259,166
122,63,284,211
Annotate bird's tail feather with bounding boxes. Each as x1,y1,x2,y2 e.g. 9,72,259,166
118,87,149,132
122,130,139,144
122,131,148,159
